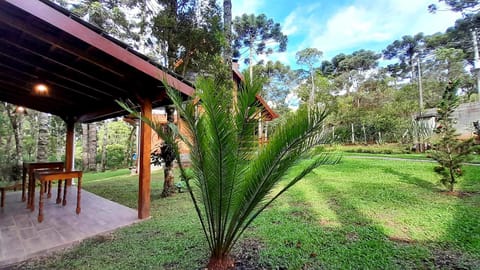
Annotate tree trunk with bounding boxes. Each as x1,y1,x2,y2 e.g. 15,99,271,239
88,123,97,171
207,255,234,270
223,0,232,67
162,106,176,197
125,125,136,167
309,67,315,106
36,112,49,162
249,36,254,82
362,124,367,144
100,120,108,172
166,0,178,69
82,124,89,171
351,123,355,144
6,104,24,167
162,161,175,196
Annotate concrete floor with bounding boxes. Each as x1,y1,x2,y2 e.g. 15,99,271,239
0,187,139,268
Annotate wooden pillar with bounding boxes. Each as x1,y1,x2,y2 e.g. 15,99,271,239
138,99,152,219
65,120,74,185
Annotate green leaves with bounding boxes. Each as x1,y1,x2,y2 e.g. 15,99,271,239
431,81,476,191
232,13,288,64
119,75,338,265
172,76,338,263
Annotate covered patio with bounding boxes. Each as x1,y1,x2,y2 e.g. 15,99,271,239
0,0,194,266
0,188,138,267
0,0,194,217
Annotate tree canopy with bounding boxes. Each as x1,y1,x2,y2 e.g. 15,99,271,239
232,13,288,77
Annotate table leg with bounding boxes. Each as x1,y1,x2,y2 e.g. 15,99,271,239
76,176,81,215
47,181,52,199
56,180,62,204
62,179,67,206
22,167,27,202
26,171,31,209
38,181,44,223
29,171,35,211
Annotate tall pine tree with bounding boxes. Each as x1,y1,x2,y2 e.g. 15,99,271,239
431,81,476,192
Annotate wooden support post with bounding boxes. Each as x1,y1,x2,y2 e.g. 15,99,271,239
138,99,152,219
65,120,75,185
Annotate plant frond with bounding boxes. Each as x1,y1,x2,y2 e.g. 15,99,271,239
120,75,340,261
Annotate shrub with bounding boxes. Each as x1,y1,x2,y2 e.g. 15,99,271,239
106,144,127,169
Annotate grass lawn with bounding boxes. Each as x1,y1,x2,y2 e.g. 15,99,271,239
14,158,480,269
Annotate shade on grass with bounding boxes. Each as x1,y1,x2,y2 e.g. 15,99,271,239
14,157,480,269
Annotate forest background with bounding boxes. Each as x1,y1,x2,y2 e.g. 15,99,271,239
1,0,479,172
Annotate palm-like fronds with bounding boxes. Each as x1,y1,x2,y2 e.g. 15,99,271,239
119,76,339,269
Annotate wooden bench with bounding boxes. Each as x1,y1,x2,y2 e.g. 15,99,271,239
34,170,82,223
0,182,22,208
23,162,64,211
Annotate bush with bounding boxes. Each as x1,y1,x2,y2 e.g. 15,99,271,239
106,144,127,169
0,164,22,183
340,144,406,155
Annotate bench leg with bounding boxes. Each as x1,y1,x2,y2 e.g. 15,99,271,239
38,181,44,223
22,167,27,202
56,180,62,204
1,188,5,208
76,177,81,215
62,179,67,206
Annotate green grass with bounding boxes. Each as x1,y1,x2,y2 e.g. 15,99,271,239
15,158,480,269
82,168,131,182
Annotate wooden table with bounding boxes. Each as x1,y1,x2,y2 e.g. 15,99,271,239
22,162,64,210
34,170,82,223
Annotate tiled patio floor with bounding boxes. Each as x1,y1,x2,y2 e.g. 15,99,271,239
0,187,139,268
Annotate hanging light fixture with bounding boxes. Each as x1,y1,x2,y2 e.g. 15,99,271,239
33,83,49,95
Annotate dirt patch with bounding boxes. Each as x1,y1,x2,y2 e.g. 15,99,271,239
290,209,314,221
92,233,115,243
231,238,266,270
318,219,340,227
388,236,415,244
163,262,180,269
440,191,480,198
327,198,340,208
346,232,359,242
430,249,479,269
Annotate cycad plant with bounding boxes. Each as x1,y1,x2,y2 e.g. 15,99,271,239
121,75,338,269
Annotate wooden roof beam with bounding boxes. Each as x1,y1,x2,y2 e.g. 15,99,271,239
0,40,125,98
4,0,195,97
0,8,125,78
0,78,77,106
0,84,71,115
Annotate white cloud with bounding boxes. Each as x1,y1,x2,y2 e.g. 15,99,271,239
282,3,323,36
231,0,462,70
307,5,392,53
231,0,264,17
255,51,292,66
291,0,461,60
285,92,300,111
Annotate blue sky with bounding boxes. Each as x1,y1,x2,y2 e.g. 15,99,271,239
231,0,462,69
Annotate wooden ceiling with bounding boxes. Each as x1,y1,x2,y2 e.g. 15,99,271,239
0,0,194,123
